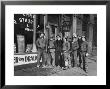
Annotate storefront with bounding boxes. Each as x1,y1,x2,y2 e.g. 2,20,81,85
14,14,41,66
14,14,97,67
14,14,59,66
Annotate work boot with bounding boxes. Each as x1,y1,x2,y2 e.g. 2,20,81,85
42,65,46,68
37,65,40,68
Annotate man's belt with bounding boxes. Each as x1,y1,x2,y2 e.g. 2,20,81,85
38,47,46,50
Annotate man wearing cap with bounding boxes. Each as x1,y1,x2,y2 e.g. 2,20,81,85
36,33,47,68
71,34,79,67
80,36,88,73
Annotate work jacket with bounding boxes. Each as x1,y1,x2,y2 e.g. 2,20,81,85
63,41,70,51
36,38,47,49
80,41,88,52
72,41,79,51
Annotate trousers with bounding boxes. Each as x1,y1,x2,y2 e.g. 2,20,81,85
71,50,78,67
80,52,88,72
63,51,71,67
55,51,65,67
37,48,46,66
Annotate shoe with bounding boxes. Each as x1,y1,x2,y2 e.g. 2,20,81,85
37,65,40,68
42,65,46,68
56,66,61,71
48,65,53,68
85,70,88,73
53,66,57,71
61,67,64,70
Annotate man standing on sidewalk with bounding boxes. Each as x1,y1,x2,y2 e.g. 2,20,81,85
71,34,79,67
54,35,64,69
36,33,47,68
49,37,55,67
63,37,71,69
77,36,83,67
80,36,89,73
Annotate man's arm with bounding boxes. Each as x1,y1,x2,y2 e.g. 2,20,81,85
68,42,70,51
76,41,79,49
86,41,89,53
85,41,89,56
36,39,40,48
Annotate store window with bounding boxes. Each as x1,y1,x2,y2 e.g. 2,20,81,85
14,14,42,54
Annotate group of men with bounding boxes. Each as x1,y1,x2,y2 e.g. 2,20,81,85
35,32,89,73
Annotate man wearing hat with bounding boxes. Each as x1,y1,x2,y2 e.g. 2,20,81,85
71,34,79,67
36,33,47,68
80,36,88,73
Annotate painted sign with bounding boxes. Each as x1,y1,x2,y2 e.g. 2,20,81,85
14,53,38,66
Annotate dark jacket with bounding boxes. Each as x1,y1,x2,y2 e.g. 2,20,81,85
54,40,63,52
78,38,83,50
72,41,79,51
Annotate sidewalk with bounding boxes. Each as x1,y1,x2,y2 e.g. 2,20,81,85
51,67,87,76
50,58,97,76
87,58,97,76
14,56,97,76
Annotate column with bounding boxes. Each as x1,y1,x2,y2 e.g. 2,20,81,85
32,14,37,52
77,15,83,36
79,15,83,36
44,14,49,52
44,14,48,39
73,15,77,34
70,14,77,37
88,14,94,53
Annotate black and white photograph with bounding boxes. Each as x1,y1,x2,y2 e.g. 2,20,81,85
14,14,97,76
3,4,106,85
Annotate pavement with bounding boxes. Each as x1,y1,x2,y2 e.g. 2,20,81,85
51,67,87,76
14,46,97,76
51,57,97,76
87,56,97,76
14,55,97,76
